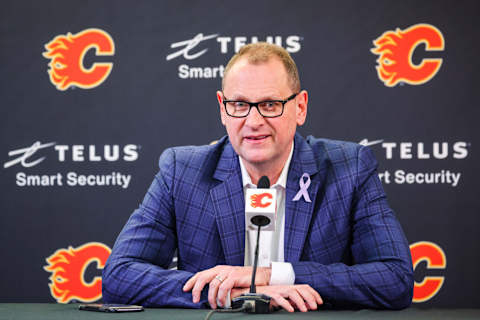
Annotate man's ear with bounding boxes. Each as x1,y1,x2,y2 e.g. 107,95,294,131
217,90,226,126
296,90,308,126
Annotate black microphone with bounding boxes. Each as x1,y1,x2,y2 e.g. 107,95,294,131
231,176,272,313
257,175,270,189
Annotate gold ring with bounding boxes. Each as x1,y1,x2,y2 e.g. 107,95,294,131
215,275,224,283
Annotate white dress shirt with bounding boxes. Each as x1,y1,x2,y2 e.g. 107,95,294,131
240,144,295,286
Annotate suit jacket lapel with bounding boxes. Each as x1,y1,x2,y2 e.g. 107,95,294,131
210,140,245,266
284,133,320,262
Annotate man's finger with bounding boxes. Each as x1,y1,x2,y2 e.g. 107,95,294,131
183,273,199,292
191,273,213,303
297,286,317,310
183,265,224,292
207,276,222,309
271,294,294,313
217,277,234,307
305,285,323,305
285,288,308,312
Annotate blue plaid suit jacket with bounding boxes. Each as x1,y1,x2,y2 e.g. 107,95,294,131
102,133,413,309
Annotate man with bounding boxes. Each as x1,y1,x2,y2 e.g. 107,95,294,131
102,43,413,311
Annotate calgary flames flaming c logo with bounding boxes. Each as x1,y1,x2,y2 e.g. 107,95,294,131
371,24,444,87
43,28,114,91
250,193,273,208
44,242,111,303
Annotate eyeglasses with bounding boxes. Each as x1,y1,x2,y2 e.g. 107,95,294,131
222,93,298,118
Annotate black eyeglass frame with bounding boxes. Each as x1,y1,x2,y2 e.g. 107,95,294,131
222,92,299,118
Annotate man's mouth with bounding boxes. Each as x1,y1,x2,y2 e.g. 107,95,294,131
245,135,269,141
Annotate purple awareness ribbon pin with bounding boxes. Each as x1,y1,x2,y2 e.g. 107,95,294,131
292,173,312,203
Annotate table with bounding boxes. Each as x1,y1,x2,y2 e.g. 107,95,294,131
0,304,479,320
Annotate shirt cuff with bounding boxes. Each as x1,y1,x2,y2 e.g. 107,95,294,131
269,261,295,285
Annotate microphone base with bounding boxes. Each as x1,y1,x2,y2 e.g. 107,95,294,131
231,293,271,313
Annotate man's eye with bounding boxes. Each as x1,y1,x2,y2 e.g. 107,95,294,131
260,102,279,109
234,102,248,108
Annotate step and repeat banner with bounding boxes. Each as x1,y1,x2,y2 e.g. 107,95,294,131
0,0,478,308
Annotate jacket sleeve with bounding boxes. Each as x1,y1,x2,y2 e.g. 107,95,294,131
102,148,208,308
291,146,414,309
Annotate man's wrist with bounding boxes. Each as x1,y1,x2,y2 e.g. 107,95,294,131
258,267,272,285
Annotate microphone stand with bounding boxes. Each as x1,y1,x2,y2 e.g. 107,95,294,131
249,224,261,293
231,216,272,313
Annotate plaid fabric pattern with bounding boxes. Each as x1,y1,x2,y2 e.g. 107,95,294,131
102,133,413,309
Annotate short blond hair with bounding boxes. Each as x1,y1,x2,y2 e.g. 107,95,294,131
222,42,300,92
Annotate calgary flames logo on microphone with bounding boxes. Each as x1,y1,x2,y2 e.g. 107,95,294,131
250,193,273,208
43,28,115,91
44,242,111,303
371,24,444,87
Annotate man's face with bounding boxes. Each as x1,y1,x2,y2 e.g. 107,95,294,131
217,57,307,170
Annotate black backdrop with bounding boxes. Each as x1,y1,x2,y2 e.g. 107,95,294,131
1,0,478,308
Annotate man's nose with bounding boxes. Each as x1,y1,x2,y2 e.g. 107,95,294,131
245,106,265,127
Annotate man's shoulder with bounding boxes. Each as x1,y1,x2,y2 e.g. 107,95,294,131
158,136,230,174
295,135,379,197
303,135,362,160
298,134,378,177
305,135,360,150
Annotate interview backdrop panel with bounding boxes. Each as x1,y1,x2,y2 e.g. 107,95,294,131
0,0,478,308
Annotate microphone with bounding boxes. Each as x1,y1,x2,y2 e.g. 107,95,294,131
231,175,273,313
257,175,270,188
244,176,276,232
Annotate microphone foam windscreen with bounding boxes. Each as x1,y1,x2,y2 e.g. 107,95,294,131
257,176,270,189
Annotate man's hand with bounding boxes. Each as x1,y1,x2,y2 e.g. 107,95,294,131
182,265,271,308
232,285,323,313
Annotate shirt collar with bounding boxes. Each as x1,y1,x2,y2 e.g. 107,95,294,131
239,142,294,189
